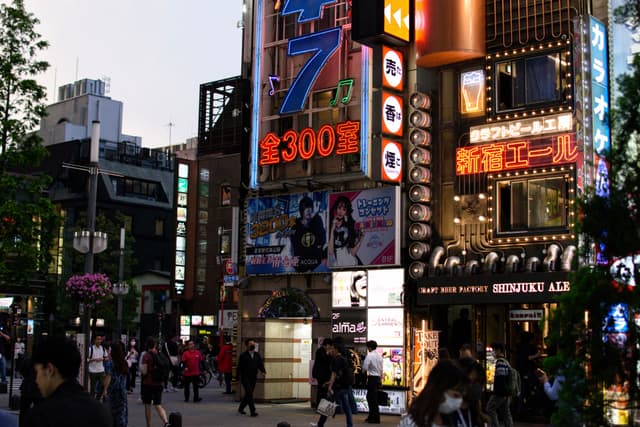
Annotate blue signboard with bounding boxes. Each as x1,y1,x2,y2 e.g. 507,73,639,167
590,16,610,185
246,191,330,275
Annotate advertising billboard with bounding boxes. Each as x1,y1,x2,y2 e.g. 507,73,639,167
332,309,368,346
328,187,401,267
246,191,330,275
332,270,368,308
367,308,404,346
368,268,403,306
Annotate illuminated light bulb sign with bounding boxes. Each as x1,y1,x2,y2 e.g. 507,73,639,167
280,0,342,115
456,133,578,175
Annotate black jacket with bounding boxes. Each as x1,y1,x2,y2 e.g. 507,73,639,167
26,381,112,427
237,351,265,384
312,346,332,384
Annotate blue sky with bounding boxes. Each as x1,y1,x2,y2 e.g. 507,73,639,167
22,0,244,147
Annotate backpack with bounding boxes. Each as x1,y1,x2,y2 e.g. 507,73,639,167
151,351,171,382
335,354,355,387
499,358,521,397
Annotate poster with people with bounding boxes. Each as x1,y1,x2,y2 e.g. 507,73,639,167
246,191,330,274
327,187,401,268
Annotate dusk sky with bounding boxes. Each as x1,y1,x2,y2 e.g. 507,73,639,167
21,0,244,147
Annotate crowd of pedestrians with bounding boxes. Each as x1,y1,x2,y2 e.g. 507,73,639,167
0,330,567,427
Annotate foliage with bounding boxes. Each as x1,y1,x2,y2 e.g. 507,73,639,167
65,273,112,308
545,4,640,425
546,268,640,426
0,0,60,286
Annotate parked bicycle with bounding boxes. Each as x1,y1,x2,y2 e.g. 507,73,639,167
173,358,217,389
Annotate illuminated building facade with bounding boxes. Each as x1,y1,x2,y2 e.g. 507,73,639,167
235,0,613,414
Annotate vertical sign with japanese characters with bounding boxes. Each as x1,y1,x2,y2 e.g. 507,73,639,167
589,17,611,266
379,46,405,183
590,17,610,199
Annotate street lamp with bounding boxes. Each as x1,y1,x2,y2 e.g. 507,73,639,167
64,121,110,390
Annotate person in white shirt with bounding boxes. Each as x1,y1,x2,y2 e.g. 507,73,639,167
87,335,107,399
362,340,384,424
537,368,564,402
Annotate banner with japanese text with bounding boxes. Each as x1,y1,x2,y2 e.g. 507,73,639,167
327,187,401,267
245,191,330,275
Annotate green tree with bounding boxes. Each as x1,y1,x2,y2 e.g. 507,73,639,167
0,0,59,287
546,5,640,425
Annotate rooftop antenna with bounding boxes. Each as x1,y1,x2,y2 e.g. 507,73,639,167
165,121,175,153
75,57,79,82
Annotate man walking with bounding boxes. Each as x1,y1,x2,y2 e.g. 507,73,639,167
87,335,107,399
237,338,266,417
217,336,234,394
140,338,170,427
26,336,112,427
487,343,514,427
362,340,384,423
311,338,333,408
181,340,203,402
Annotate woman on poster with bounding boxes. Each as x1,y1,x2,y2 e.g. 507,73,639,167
328,196,364,267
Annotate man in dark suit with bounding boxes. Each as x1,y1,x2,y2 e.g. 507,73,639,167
311,338,334,408
236,338,266,417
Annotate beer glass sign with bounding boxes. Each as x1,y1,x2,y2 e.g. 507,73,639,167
460,69,485,115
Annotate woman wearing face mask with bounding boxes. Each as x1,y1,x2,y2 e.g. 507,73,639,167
456,357,490,427
398,360,468,427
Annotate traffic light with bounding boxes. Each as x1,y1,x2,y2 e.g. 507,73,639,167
407,92,433,280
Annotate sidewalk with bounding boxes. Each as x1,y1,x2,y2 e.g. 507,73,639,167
0,377,546,427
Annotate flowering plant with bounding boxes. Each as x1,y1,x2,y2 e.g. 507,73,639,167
65,273,113,308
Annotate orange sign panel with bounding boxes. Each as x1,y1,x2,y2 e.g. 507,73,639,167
384,0,410,42
381,92,404,137
382,46,404,91
381,140,403,183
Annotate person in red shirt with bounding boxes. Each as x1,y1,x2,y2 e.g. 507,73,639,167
181,340,203,402
216,336,234,394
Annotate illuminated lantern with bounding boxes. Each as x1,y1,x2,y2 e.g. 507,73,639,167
406,92,433,277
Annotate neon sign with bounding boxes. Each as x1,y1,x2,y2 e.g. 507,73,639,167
460,70,485,115
470,113,573,143
258,120,361,166
456,133,578,175
280,0,342,114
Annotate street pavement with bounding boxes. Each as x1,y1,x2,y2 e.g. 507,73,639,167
0,376,546,427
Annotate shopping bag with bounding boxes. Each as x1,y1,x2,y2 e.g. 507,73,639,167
316,398,338,417
376,390,389,406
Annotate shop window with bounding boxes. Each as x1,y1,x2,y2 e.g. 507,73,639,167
496,175,568,233
495,52,568,112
